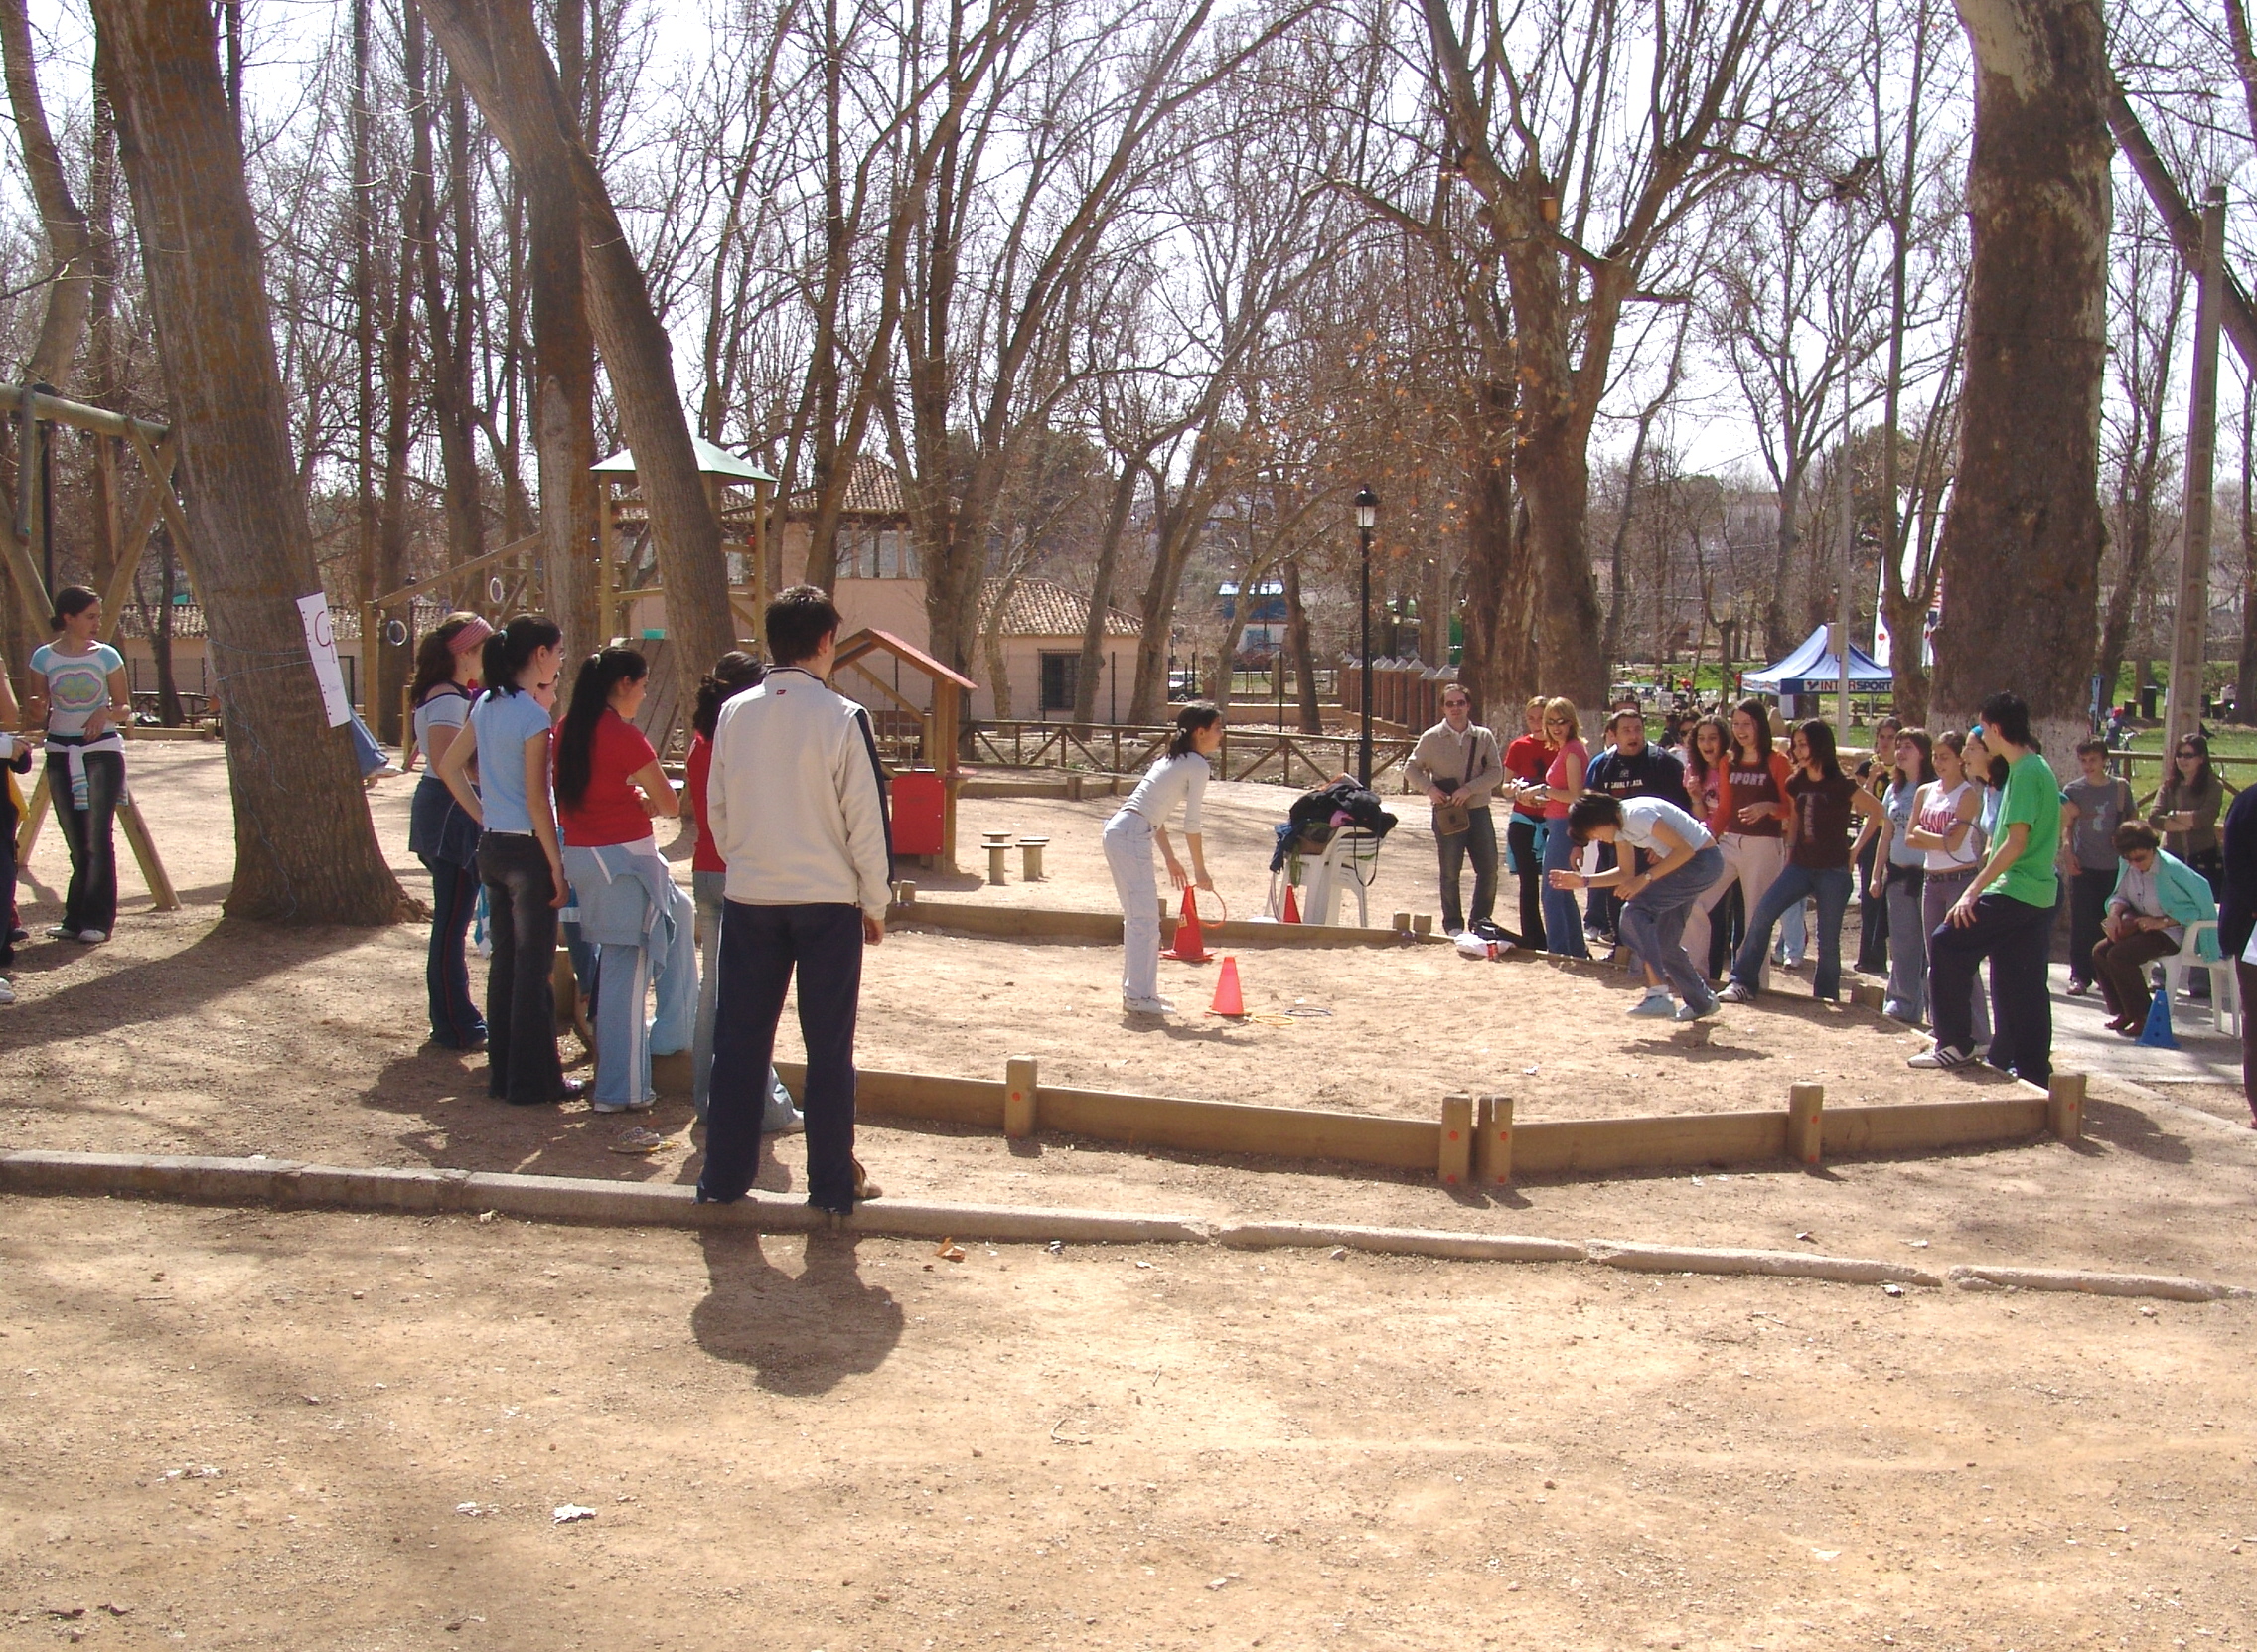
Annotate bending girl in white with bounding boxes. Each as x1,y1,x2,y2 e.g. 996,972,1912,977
1103,702,1223,1016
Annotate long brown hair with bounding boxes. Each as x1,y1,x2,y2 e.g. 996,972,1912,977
1730,697,1773,764
1683,714,1732,784
408,612,484,707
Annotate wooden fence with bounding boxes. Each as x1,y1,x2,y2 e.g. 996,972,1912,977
969,719,1413,786
768,1055,2086,1186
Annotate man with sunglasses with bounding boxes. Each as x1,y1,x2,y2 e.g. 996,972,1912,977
1405,685,1503,937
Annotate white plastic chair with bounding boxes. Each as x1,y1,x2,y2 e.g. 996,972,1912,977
1301,827,1381,927
2159,919,2240,1037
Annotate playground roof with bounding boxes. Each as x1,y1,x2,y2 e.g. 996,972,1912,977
1741,624,1893,695
834,627,978,692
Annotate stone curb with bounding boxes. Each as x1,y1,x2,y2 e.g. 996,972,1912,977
1583,1240,1945,1287
1945,1265,2254,1302
3,1149,2250,1304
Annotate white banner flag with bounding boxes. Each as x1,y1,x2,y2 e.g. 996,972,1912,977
296,592,354,728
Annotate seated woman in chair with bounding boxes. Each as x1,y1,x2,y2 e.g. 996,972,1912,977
2091,821,2220,1036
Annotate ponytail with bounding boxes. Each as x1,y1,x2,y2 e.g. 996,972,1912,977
1168,701,1222,760
555,647,648,810
480,614,562,701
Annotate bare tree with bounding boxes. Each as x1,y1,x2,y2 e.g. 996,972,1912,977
1420,0,1801,712
91,0,410,922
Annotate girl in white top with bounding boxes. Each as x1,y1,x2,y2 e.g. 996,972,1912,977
1905,729,1989,1042
1103,702,1222,1015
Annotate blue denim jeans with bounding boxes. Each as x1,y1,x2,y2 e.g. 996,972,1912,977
45,747,122,936
699,900,865,1212
420,854,487,1048
1435,806,1497,934
1733,863,1853,1000
692,870,796,1127
477,831,564,1105
1539,821,1590,959
1620,845,1726,1009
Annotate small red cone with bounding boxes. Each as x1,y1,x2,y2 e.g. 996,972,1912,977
1281,884,1302,924
1208,955,1246,1017
1163,887,1211,962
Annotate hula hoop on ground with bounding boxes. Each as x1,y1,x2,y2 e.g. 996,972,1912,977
1188,887,1229,927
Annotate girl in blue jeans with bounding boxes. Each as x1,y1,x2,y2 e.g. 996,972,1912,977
1722,720,1880,1003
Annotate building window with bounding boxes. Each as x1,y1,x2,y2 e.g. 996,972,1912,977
1039,651,1079,714
834,526,920,579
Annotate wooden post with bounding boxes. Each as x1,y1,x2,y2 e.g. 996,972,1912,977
1438,1092,1473,1185
752,477,771,648
1391,910,1412,931
2047,1072,2086,1143
1412,914,1432,936
1788,1083,1824,1167
1004,1055,1038,1139
1473,1093,1513,1186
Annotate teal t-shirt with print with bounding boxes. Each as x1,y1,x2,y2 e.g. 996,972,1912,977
1989,751,2061,907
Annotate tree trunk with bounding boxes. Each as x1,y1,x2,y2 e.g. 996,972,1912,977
1931,0,2111,754
1,0,97,389
152,532,181,724
1281,554,1321,734
1069,462,1139,731
91,0,410,922
419,0,728,674
2236,382,2257,720
408,16,484,576
1455,378,1536,722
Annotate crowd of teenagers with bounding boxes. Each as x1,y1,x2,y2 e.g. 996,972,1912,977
402,586,895,1213
10,575,2257,1142
1381,686,2257,1122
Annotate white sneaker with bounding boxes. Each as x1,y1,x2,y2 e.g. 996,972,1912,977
1675,998,1722,1021
1718,980,1756,1004
591,1094,656,1115
1626,990,1676,1018
1124,995,1175,1016
0,977,14,1005
73,929,107,945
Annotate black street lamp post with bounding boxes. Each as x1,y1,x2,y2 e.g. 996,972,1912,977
1354,486,1378,787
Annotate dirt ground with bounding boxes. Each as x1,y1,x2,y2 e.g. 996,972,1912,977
5,1197,2254,1651
5,745,2257,1648
5,744,2257,1286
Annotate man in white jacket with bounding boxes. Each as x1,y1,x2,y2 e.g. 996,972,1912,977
697,586,893,1213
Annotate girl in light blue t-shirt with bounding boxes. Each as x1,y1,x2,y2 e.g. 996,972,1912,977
29,586,129,944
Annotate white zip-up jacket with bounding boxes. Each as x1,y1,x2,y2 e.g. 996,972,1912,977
706,666,893,918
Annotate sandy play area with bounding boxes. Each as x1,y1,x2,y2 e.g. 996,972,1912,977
4,743,2256,1648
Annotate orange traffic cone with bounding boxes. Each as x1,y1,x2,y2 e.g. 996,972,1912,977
1281,883,1302,924
1208,955,1246,1017
1163,887,1211,962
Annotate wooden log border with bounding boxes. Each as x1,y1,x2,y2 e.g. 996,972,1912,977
887,889,1442,950
776,1059,2087,1185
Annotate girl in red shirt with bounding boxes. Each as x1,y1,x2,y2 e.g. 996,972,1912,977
554,648,686,1115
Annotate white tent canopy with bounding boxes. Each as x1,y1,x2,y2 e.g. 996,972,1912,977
1740,625,1893,695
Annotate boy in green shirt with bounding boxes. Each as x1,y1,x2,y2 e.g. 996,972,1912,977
1910,692,2061,1084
